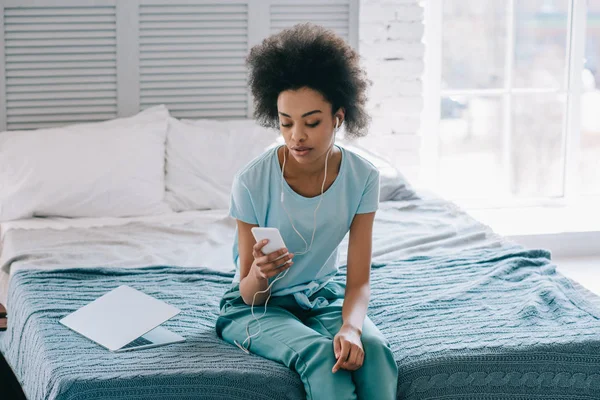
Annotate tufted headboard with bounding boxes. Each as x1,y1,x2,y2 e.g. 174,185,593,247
0,0,358,131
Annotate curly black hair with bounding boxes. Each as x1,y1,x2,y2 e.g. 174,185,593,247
246,23,371,138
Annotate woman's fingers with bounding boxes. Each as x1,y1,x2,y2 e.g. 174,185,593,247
359,350,364,367
333,342,364,372
254,258,293,279
262,255,294,278
348,346,362,370
262,253,294,272
264,260,293,278
253,247,294,279
332,341,350,373
253,240,286,259
341,345,356,370
255,247,283,264
333,336,341,359
257,248,291,268
252,239,268,259
253,240,285,258
266,247,289,263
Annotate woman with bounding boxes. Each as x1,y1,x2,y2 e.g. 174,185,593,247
215,23,398,400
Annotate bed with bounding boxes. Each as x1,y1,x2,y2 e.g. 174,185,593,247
3,2,599,397
1,190,600,400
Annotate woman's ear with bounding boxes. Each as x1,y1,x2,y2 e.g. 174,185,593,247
334,107,345,127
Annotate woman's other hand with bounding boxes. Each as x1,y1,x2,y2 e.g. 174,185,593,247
332,324,364,373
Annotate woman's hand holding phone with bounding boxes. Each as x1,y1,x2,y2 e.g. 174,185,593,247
251,239,294,281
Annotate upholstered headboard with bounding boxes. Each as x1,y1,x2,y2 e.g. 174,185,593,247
0,0,358,131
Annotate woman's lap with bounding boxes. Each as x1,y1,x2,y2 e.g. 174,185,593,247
215,282,398,400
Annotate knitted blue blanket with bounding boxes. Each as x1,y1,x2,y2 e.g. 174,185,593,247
1,243,600,399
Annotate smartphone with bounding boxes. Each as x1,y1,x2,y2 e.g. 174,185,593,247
251,227,288,259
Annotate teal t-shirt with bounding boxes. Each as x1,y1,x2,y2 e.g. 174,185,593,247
229,144,380,309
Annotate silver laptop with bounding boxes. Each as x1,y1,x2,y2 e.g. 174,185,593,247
60,285,185,352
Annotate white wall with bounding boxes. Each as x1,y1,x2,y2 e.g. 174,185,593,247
358,0,425,184
0,0,426,183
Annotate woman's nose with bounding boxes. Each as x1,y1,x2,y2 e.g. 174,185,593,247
290,125,305,142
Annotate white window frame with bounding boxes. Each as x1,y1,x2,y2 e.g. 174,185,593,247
422,0,592,210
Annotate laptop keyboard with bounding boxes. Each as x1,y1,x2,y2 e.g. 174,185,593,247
121,336,154,349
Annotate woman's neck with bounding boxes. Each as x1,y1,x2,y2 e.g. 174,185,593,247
280,145,339,179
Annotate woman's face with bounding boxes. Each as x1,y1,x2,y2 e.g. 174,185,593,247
277,87,343,165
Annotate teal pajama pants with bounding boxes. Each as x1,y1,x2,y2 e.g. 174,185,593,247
215,281,398,400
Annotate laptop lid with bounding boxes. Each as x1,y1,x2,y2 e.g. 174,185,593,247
60,285,181,352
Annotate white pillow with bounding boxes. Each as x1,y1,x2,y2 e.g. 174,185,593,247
165,117,279,211
337,139,417,201
0,105,172,222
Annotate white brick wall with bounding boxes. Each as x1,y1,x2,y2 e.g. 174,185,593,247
357,0,425,184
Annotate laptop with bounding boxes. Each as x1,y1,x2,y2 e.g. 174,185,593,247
60,285,185,352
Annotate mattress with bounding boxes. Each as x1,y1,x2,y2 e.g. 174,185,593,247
1,193,600,400
0,209,235,307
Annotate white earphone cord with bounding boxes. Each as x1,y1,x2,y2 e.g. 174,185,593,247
234,118,339,354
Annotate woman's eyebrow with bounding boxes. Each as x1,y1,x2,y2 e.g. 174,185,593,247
278,110,322,118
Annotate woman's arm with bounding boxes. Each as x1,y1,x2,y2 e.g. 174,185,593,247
342,211,375,331
237,220,270,305
332,211,375,373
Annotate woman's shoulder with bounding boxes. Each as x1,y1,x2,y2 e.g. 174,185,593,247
340,145,380,178
233,145,278,186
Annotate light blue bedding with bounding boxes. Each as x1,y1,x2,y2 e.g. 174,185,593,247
1,195,600,399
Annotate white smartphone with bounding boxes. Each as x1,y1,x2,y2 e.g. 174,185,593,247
251,227,288,258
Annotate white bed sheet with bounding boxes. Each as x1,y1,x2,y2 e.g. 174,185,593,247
0,210,232,240
0,210,236,307
0,192,514,310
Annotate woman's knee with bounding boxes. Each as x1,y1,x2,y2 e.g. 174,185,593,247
298,338,356,399
215,309,249,343
215,315,234,341
215,300,253,340
299,337,336,369
361,333,396,367
299,337,353,377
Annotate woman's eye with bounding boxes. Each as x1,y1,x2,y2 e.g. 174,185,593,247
281,121,320,128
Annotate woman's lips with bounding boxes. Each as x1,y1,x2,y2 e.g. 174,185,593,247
292,147,312,156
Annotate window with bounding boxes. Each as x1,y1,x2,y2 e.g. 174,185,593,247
581,0,600,195
423,0,600,207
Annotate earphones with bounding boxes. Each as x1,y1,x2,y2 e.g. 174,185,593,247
234,117,341,354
